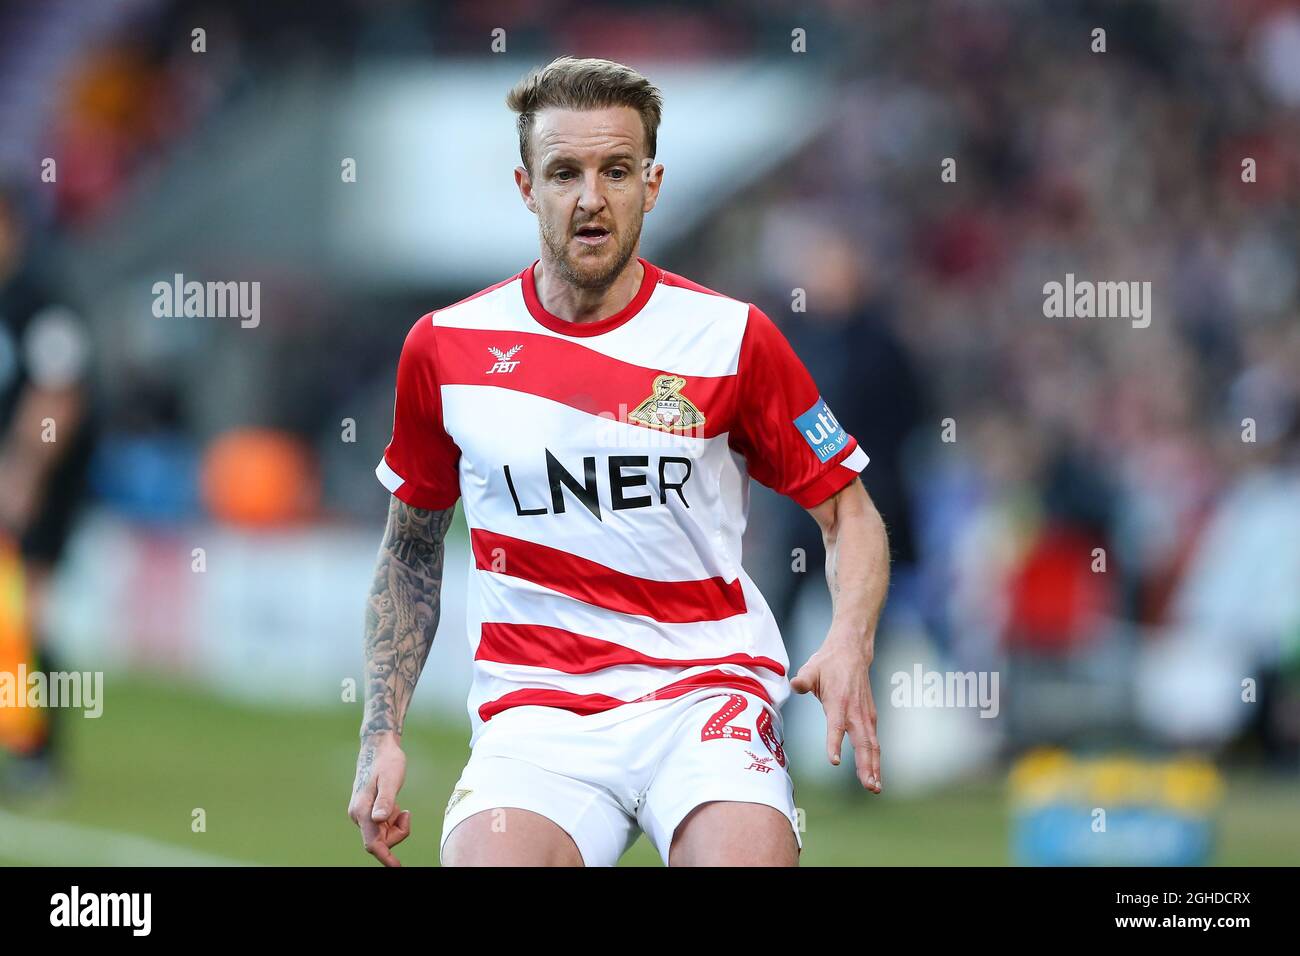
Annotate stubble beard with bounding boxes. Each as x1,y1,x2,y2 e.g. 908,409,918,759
540,208,643,292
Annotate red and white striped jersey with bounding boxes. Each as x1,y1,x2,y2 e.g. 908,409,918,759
376,258,868,744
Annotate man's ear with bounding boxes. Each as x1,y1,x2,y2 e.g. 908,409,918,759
514,165,538,215
642,161,664,214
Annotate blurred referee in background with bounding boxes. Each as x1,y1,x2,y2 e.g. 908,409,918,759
0,181,96,796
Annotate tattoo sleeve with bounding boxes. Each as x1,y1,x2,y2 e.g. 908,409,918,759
360,497,456,739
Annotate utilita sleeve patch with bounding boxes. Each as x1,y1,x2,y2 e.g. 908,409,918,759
794,396,849,462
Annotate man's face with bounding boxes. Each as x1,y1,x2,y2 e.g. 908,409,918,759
516,105,663,289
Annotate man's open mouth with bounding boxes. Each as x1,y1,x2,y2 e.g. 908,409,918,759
574,225,611,245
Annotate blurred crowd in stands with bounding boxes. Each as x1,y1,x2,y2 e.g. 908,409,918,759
710,0,1300,765
1,0,1296,764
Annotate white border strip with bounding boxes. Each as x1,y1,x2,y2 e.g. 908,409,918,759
375,456,406,493
842,446,870,472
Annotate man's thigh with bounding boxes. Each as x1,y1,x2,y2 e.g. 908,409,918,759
440,754,637,867
638,691,802,866
442,807,583,866
669,800,799,867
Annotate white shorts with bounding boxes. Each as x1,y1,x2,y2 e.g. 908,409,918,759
439,688,801,866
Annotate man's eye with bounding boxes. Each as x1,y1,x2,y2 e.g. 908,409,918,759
554,170,575,181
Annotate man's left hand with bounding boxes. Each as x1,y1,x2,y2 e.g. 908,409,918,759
791,635,882,793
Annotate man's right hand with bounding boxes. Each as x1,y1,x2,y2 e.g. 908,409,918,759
348,732,411,866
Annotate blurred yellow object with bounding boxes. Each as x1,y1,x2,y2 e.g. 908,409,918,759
1088,756,1147,804
1008,746,1073,803
0,534,44,753
1162,756,1224,812
1010,748,1223,813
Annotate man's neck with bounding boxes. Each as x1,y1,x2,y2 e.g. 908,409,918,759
533,255,643,325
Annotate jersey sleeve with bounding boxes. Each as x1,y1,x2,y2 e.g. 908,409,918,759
729,304,869,509
375,313,462,510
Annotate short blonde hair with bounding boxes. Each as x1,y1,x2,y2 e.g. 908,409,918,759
506,56,663,173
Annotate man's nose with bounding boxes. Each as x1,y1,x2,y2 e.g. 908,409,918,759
577,171,607,214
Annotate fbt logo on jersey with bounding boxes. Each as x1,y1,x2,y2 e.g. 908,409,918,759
486,345,523,374
795,396,848,462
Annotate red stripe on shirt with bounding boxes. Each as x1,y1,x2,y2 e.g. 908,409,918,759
434,327,737,438
476,621,785,676
471,529,748,624
478,669,773,722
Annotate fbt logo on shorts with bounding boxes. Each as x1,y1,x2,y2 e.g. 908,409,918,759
795,396,848,462
50,886,151,936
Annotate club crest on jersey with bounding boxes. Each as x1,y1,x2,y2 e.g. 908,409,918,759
486,345,522,374
628,374,705,430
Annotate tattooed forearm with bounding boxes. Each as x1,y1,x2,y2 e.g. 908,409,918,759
360,497,455,740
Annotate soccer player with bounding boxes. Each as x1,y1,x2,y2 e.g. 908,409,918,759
348,57,890,867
